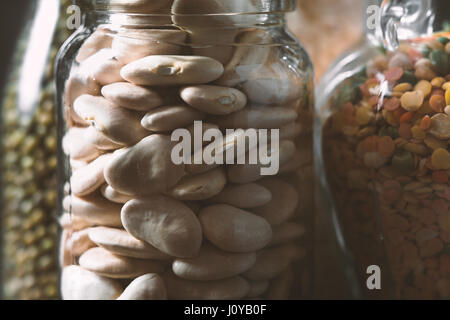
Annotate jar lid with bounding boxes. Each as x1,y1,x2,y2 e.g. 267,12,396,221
91,0,296,14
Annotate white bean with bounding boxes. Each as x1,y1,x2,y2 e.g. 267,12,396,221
172,244,256,281
121,55,224,86
117,274,167,300
63,127,104,162
199,204,272,253
180,85,247,115
216,30,272,87
65,228,96,257
61,265,123,300
74,94,149,145
186,128,259,174
171,0,239,63
168,167,227,201
164,272,250,300
253,178,299,226
100,184,134,204
266,266,294,300
64,194,122,228
141,105,205,132
79,247,166,279
268,222,306,247
227,140,296,184
59,213,94,231
121,196,202,258
76,28,113,63
242,245,297,281
64,67,100,127
242,77,301,105
104,135,186,195
71,153,113,197
246,280,269,298
209,183,272,208
112,29,186,64
101,82,164,111
84,125,125,151
70,159,89,173
88,226,171,260
171,0,236,28
191,31,237,65
78,49,124,86
108,0,172,13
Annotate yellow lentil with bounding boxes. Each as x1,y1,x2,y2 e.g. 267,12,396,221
401,91,424,111
431,77,446,88
431,148,450,170
394,83,413,93
414,80,432,97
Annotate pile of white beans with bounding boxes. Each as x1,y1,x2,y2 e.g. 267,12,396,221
59,0,314,300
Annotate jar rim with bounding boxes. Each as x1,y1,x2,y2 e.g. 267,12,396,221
87,0,296,15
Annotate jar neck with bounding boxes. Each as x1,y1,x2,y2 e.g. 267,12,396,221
364,0,436,46
81,0,294,29
84,10,288,30
90,0,296,14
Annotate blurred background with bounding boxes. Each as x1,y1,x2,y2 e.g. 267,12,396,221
0,0,30,91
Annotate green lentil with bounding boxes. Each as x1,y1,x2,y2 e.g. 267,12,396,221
437,36,450,46
391,150,415,175
421,46,431,58
399,70,418,85
378,126,399,139
430,50,449,76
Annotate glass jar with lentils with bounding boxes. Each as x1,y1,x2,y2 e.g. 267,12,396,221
317,0,450,299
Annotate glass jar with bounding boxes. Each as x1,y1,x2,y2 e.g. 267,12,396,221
56,0,315,300
1,0,73,300
317,0,450,299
